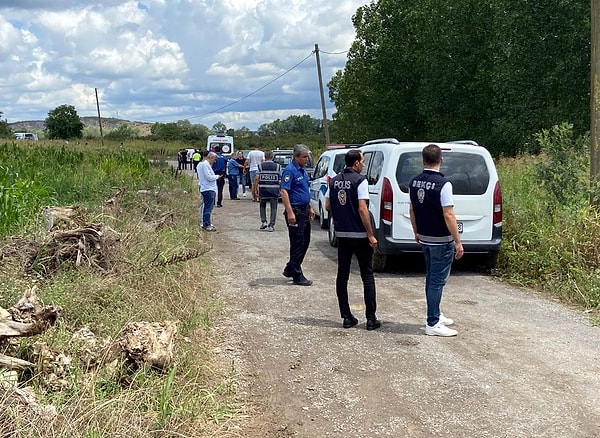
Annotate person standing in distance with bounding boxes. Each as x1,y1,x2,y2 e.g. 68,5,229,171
255,150,281,231
246,143,265,202
212,145,228,207
227,153,242,200
280,144,314,286
325,149,380,330
409,144,464,337
197,152,219,231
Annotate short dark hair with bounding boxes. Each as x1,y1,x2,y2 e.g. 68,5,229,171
214,145,222,153
422,144,442,166
345,149,362,167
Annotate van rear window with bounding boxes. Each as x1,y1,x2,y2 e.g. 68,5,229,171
396,152,490,195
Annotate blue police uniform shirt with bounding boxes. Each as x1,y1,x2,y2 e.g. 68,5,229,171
281,160,310,206
212,153,227,174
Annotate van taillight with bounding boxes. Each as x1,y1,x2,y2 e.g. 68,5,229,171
381,177,393,222
493,181,502,225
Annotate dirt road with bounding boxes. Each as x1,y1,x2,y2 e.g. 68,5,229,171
201,195,600,438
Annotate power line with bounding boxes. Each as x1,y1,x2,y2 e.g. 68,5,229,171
98,47,344,124
185,50,315,121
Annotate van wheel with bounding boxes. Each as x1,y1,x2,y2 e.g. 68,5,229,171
328,218,338,247
319,205,328,229
480,252,498,270
372,249,387,272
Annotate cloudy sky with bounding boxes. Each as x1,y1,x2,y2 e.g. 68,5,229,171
0,0,368,130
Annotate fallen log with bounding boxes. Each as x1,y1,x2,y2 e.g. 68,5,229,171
0,353,34,371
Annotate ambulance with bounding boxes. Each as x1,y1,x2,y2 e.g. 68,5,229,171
206,133,234,156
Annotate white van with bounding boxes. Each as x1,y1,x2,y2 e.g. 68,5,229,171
328,138,502,271
207,133,234,155
14,132,38,141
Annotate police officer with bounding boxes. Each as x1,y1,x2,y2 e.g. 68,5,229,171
325,149,380,330
409,144,463,337
280,144,315,286
255,150,281,231
212,145,228,207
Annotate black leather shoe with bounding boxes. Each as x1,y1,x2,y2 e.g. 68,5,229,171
293,276,312,286
366,319,381,331
343,316,358,329
282,268,292,278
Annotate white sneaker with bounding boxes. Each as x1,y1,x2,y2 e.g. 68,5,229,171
259,222,268,230
242,193,247,198
425,322,458,337
439,313,454,326
267,225,274,232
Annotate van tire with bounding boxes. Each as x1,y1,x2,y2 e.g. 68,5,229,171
328,219,338,247
480,252,498,270
319,204,328,229
372,249,387,272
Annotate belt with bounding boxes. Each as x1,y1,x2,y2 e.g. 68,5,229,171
291,204,308,208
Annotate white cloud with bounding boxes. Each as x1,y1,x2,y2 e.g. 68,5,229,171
0,0,367,129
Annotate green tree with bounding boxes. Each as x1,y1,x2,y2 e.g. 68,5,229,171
0,111,12,138
105,123,139,140
329,0,590,156
212,122,227,133
45,104,84,139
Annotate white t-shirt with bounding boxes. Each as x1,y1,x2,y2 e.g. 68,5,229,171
247,150,265,171
440,182,454,207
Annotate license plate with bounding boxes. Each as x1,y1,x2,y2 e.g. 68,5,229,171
457,222,463,233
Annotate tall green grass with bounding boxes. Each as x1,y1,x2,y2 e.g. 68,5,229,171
496,123,600,309
0,140,243,436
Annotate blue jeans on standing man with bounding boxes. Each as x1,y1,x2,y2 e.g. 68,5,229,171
228,174,239,199
422,242,455,327
238,173,246,194
201,190,216,228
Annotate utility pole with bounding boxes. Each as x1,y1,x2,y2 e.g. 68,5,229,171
592,0,600,205
314,44,330,145
95,88,104,147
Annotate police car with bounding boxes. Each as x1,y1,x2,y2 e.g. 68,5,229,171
327,139,503,271
309,145,360,229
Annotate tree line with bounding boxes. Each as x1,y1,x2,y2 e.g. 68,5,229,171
328,0,590,156
1,106,327,143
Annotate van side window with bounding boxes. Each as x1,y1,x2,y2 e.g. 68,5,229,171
313,156,329,179
365,151,384,185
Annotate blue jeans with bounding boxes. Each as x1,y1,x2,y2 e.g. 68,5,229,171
238,174,246,194
422,242,455,326
201,190,215,227
228,175,239,199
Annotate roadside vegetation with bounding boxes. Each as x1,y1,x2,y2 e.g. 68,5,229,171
0,140,242,436
1,118,600,435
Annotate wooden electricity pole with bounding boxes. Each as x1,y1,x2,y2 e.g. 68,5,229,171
592,0,600,205
95,88,104,147
314,44,331,145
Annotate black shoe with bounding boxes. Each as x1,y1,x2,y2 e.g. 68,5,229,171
366,319,381,331
343,316,358,329
216,204,223,208
293,276,312,286
282,267,292,278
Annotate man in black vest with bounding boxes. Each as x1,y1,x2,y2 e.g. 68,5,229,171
254,150,280,231
409,144,464,337
325,149,380,330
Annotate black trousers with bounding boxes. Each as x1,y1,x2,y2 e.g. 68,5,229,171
216,174,225,206
284,206,311,280
336,237,377,320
